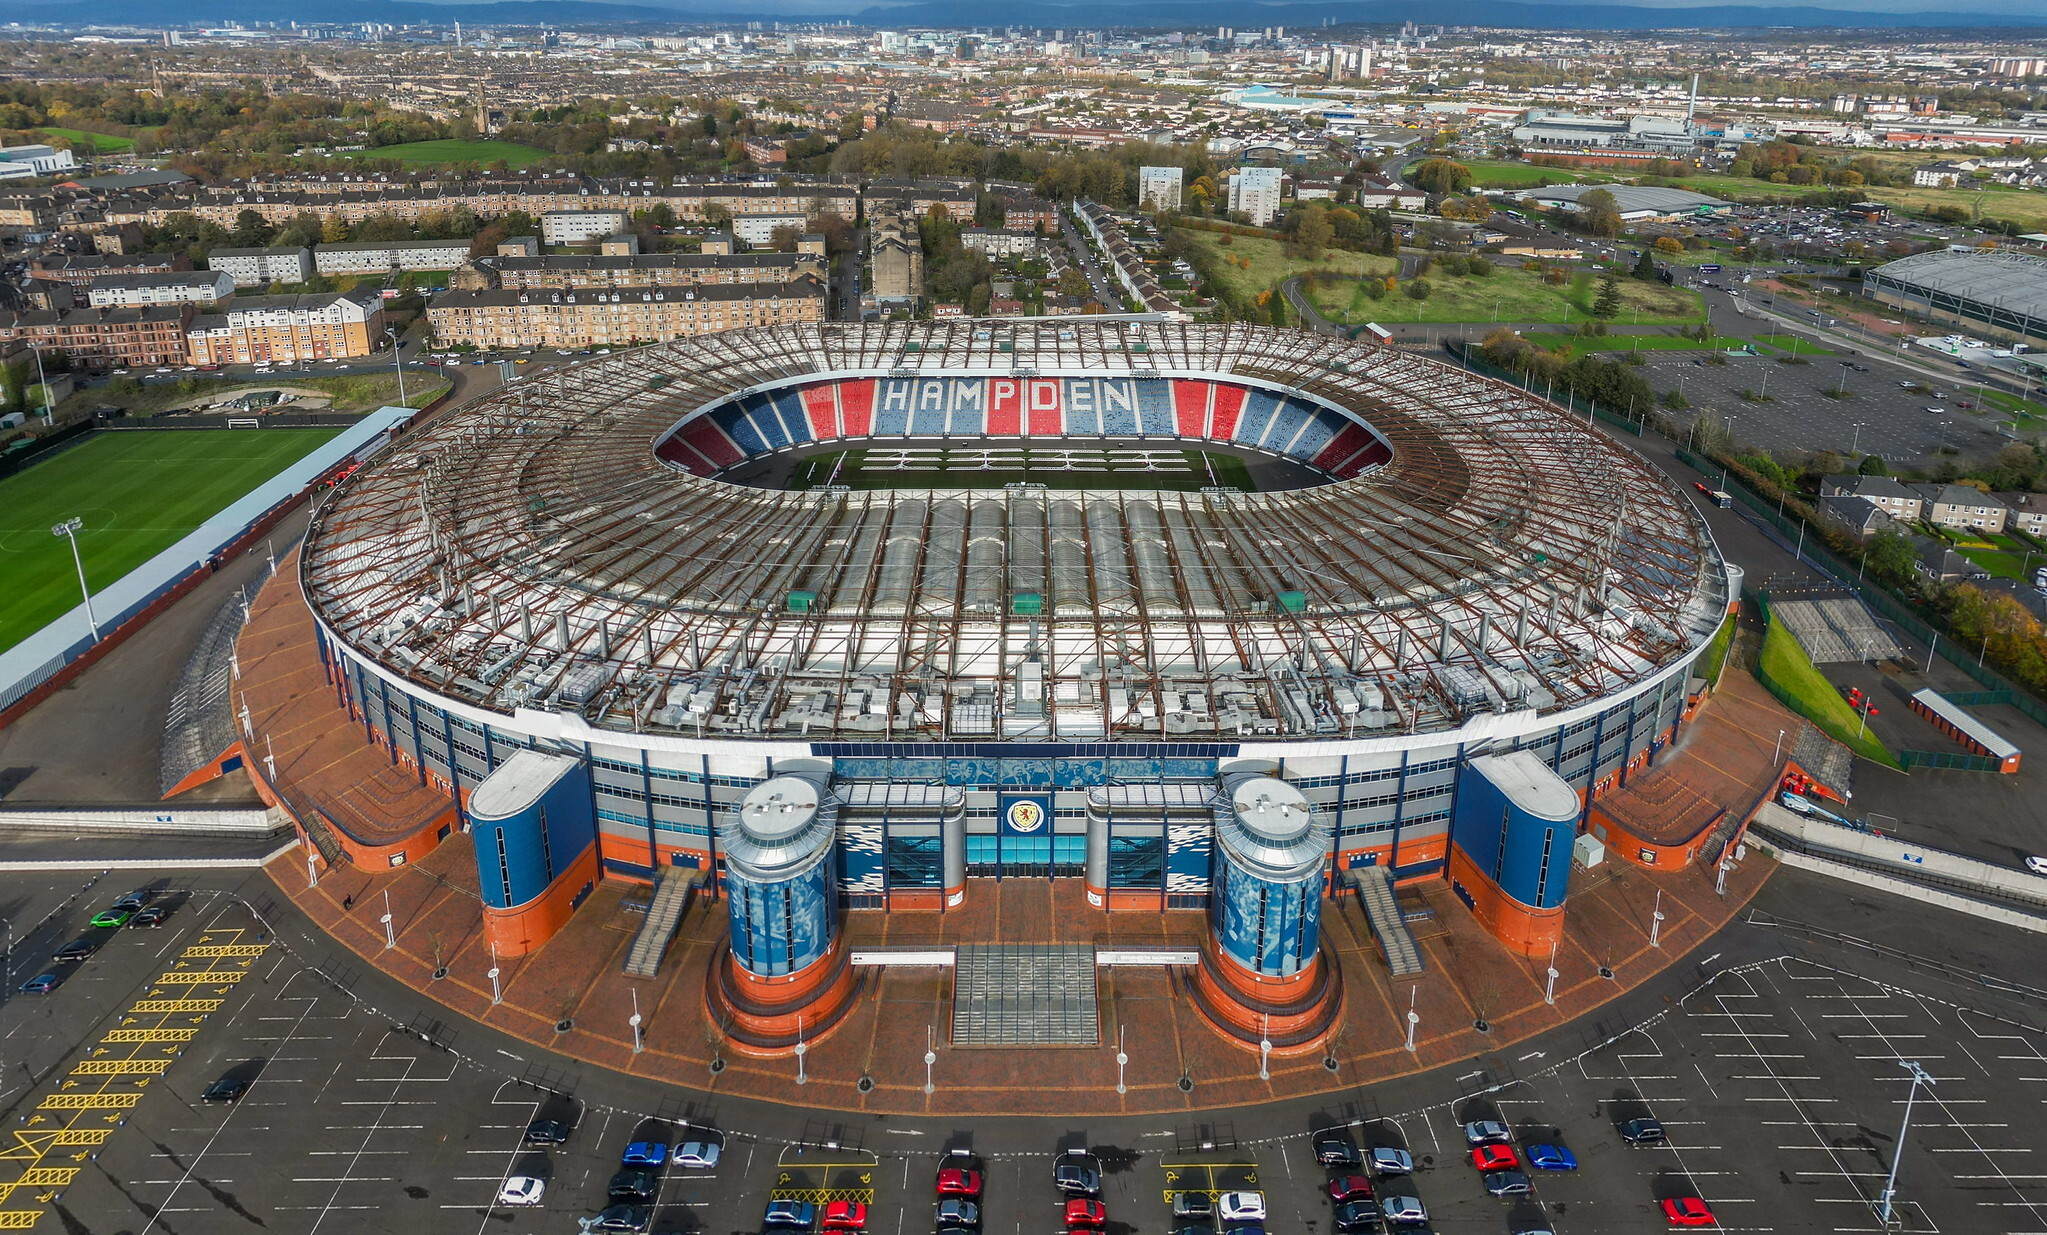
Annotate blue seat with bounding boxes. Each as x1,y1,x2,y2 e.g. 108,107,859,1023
1261,400,1310,451
909,397,948,435
947,396,987,436
873,392,912,435
1286,407,1345,460
771,391,813,443
712,404,768,455
743,393,791,448
1100,395,1139,435
1135,380,1175,435
1234,390,1281,445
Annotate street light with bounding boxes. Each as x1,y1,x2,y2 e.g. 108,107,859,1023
386,326,408,406
1879,1061,1936,1227
1851,421,1865,455
50,517,99,642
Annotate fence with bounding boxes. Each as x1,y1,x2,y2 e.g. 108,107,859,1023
1897,749,2006,771
1674,445,2047,733
107,412,369,432
0,416,95,483
1440,339,1645,436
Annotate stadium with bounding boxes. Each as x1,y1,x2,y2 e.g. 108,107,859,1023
281,319,1736,1056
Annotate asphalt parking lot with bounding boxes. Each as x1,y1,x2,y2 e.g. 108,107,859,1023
1647,349,2012,467
5,870,2044,1235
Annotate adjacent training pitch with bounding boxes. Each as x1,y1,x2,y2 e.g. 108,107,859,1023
0,428,343,655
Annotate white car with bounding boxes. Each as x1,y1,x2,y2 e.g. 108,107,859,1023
1218,1192,1265,1223
1924,405,1945,414
496,1175,545,1206
2026,856,2047,876
672,1139,721,1168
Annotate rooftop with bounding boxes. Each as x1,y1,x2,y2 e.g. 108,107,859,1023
1868,248,2047,319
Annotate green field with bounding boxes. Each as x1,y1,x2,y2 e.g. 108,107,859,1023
0,428,343,654
1757,614,1898,767
337,139,555,167
36,126,136,154
1542,333,1744,361
788,446,1259,492
1312,264,1704,326
1754,333,1839,356
1178,230,1397,307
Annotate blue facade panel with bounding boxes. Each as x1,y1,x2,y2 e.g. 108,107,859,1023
728,858,834,977
1449,762,1575,910
1135,381,1175,436
471,761,595,910
1210,859,1321,976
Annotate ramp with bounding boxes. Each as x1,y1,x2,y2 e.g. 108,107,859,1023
623,868,705,978
1344,865,1424,976
951,943,1098,1046
1769,591,1905,664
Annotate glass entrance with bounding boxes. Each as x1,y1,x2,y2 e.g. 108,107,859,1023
963,833,1084,877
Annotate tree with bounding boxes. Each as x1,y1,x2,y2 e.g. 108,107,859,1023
1591,272,1622,320
1404,278,1432,301
1652,236,1683,254
1863,527,1917,588
1633,246,1659,281
320,215,351,244
1575,188,1622,238
1408,158,1472,197
1056,266,1090,298
1293,203,1333,257
1858,454,1890,476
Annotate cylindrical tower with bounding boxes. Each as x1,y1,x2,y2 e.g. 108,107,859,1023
1192,772,1342,1054
706,772,858,1055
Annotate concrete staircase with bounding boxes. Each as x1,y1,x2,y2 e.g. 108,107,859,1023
623,868,706,978
1344,866,1424,977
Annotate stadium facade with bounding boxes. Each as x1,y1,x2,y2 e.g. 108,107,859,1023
291,320,1735,1053
1864,248,2047,348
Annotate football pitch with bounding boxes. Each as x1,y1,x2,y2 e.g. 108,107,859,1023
0,428,343,656
788,446,1259,492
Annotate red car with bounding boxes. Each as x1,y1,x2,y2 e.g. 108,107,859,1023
1064,1198,1107,1228
1327,1174,1373,1203
1470,1143,1519,1172
822,1200,868,1230
937,1165,982,1197
1662,1196,1715,1227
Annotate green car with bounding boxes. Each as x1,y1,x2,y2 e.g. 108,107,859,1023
88,908,133,929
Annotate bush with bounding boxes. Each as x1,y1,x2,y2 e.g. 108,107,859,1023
1404,279,1432,301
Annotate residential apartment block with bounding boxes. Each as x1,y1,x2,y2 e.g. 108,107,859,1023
479,252,824,291
314,239,472,275
1228,166,1284,227
0,304,192,369
426,278,825,350
541,210,630,244
1138,165,1184,211
184,289,384,366
206,245,315,287
85,270,234,308
1914,483,2009,532
27,252,190,286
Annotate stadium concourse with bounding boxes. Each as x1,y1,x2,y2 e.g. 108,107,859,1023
227,319,1755,1069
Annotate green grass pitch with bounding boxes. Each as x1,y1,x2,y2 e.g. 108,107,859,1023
0,428,343,655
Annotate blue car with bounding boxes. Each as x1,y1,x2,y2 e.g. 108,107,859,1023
1526,1143,1578,1171
621,1141,668,1168
763,1199,816,1228
18,973,57,994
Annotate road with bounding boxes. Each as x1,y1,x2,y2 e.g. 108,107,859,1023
1058,210,1118,306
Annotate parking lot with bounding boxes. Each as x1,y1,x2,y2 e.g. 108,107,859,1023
1645,349,2013,467
3,869,2041,1235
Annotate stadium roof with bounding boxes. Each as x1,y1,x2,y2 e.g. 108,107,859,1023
302,321,1729,745
1518,184,1730,215
1866,248,2047,319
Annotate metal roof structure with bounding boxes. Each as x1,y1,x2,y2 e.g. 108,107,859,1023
301,321,1728,746
1865,248,2047,323
1518,184,1730,215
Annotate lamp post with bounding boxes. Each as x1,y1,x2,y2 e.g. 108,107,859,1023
1402,987,1420,1053
1649,889,1666,949
1851,421,1865,455
1544,939,1559,1006
1114,1024,1128,1097
794,1017,808,1085
50,517,99,642
629,988,644,1055
386,326,407,406
380,888,396,950
487,940,502,1005
925,1024,938,1096
1772,727,1786,763
1258,1013,1272,1082
29,343,53,424
1836,361,1853,397
1878,1060,1936,1227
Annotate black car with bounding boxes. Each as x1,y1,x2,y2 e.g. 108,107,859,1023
523,1118,572,1145
201,1076,248,1103
54,938,100,963
592,1205,651,1233
1053,1149,1102,1195
1618,1117,1665,1145
1333,1201,1382,1233
133,905,171,928
1315,1135,1363,1169
608,1168,659,1204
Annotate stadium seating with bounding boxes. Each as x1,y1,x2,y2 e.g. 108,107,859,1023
656,376,1391,479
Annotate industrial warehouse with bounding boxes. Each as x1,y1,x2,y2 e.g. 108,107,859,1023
243,320,1736,1058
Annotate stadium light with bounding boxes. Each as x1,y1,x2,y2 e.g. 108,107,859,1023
50,517,99,642
1879,1061,1936,1226
387,326,407,406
